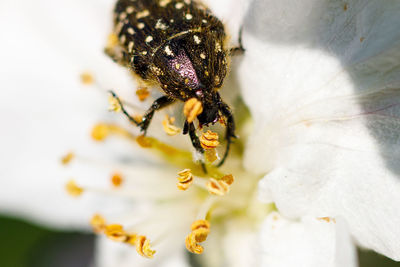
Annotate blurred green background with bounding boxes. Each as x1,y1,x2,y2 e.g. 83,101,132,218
0,214,399,267
0,215,94,267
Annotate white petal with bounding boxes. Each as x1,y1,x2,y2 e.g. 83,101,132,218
259,212,357,267
222,221,259,267
0,0,169,228
239,0,400,260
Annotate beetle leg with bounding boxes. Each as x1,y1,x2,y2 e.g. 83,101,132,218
109,90,141,126
229,26,245,56
184,121,207,173
140,96,175,134
217,102,236,167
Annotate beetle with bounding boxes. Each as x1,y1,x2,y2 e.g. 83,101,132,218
106,0,244,167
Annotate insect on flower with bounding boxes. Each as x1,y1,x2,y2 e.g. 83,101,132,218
106,0,244,167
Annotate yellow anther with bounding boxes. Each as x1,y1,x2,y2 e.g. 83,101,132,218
185,220,210,254
91,123,110,141
184,98,203,123
162,115,181,136
135,235,156,258
108,94,122,112
90,214,106,233
105,224,128,242
220,174,234,185
204,149,218,163
206,174,234,196
318,217,336,223
61,152,75,165
91,123,135,141
136,135,153,148
125,234,138,246
177,169,194,191
80,72,94,85
111,172,123,187
191,219,210,231
199,130,219,149
136,87,150,101
65,179,84,197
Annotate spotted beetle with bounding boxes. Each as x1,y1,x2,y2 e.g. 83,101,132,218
107,0,244,167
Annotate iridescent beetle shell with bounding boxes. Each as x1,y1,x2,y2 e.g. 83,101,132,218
109,0,240,166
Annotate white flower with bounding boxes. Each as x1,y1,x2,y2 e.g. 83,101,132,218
0,0,398,266
239,0,400,261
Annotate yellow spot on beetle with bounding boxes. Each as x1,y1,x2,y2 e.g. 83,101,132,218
136,10,150,19
159,0,171,7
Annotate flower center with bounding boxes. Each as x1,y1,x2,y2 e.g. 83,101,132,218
63,72,271,259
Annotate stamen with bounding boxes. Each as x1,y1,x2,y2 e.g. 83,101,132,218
91,123,135,142
204,149,218,163
65,179,84,197
125,233,138,246
136,235,156,258
318,217,336,223
91,123,204,173
92,123,109,141
80,72,94,85
136,87,150,101
185,219,210,254
162,115,181,136
61,152,75,165
199,130,219,149
200,130,219,163
184,98,203,123
206,174,234,196
105,224,128,242
177,169,194,191
111,172,124,187
90,214,106,233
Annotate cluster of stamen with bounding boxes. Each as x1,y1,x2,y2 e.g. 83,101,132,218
136,87,150,101
111,172,124,187
200,130,219,149
162,115,181,136
184,98,203,123
185,219,211,254
67,75,240,258
200,130,219,163
176,168,194,190
90,214,156,258
61,152,75,165
206,174,234,196
80,72,94,85
65,179,84,197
